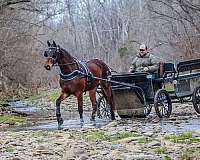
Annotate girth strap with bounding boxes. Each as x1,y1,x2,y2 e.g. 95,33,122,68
79,61,93,83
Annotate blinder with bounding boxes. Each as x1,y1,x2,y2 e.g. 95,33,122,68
44,46,60,65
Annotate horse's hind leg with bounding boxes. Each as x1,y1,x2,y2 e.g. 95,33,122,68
89,88,97,121
56,92,69,129
100,82,116,120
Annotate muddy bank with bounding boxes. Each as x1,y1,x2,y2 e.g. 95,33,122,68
0,92,200,160
1,119,200,160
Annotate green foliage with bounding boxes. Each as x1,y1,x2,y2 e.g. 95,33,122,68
82,130,139,142
118,47,128,58
155,147,166,154
110,131,139,141
137,137,151,144
180,147,200,160
164,156,173,160
164,132,200,143
49,89,59,102
5,147,15,153
0,114,27,125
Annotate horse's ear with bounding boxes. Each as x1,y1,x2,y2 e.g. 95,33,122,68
52,41,56,47
47,41,51,47
57,45,60,50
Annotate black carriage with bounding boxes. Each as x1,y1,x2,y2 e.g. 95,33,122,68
96,58,200,119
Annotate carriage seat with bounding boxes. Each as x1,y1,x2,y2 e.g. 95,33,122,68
157,62,176,78
176,58,200,73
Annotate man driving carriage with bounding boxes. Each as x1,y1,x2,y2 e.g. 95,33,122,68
129,44,159,73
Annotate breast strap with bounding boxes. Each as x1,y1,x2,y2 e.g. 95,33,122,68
59,61,93,85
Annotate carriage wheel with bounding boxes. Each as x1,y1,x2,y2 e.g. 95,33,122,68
192,86,200,114
154,89,172,118
144,103,152,116
97,96,111,119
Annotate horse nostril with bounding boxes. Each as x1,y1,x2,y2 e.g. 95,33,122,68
44,65,50,70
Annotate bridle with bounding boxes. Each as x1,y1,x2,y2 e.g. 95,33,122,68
45,46,79,67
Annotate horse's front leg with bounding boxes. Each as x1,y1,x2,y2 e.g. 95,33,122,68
76,93,84,123
56,92,68,129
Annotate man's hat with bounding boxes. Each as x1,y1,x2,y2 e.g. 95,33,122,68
139,44,147,50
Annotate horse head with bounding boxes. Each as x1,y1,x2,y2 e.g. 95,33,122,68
44,40,61,70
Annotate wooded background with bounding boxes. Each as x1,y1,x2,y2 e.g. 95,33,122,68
0,0,199,96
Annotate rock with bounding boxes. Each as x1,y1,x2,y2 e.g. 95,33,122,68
78,154,90,160
0,123,10,128
122,153,157,160
146,141,161,148
100,150,109,155
151,117,160,123
36,150,54,155
116,137,143,144
36,145,46,150
74,148,85,155
111,144,122,150
143,132,154,137
103,121,118,128
12,157,21,160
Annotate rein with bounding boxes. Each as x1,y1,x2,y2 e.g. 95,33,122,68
53,62,77,66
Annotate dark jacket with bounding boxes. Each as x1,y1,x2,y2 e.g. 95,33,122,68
131,53,159,73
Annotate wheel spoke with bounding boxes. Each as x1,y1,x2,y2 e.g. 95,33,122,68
164,104,169,115
154,89,171,118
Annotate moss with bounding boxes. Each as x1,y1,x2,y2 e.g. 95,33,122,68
5,146,15,153
190,137,200,143
118,47,128,58
83,131,108,141
89,149,98,155
31,130,49,137
137,137,151,144
164,156,173,160
164,132,199,143
36,139,46,144
155,147,166,154
0,114,27,125
180,147,200,160
82,130,140,142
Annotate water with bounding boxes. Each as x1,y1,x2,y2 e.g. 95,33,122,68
160,119,200,133
9,100,37,113
27,117,110,130
139,118,200,134
6,100,200,133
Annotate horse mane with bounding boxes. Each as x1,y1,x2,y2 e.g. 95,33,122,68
60,48,75,60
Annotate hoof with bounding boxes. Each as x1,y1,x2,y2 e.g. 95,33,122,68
58,125,62,130
80,118,84,123
90,117,95,122
57,117,64,127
